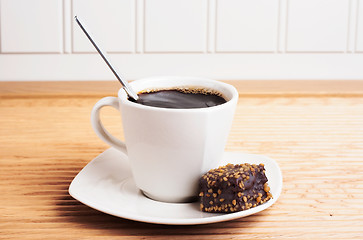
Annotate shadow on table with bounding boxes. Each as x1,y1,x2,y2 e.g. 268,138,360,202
55,194,265,237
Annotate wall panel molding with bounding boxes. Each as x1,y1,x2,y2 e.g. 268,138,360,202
136,0,143,53
207,0,216,53
277,0,288,53
63,0,72,53
356,0,363,52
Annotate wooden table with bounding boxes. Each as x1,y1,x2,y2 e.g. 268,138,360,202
1,80,363,239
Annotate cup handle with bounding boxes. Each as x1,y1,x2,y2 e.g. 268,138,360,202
90,96,127,154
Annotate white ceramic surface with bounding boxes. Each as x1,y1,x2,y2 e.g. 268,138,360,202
68,148,283,225
91,76,238,202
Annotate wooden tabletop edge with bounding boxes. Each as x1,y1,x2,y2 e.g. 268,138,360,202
1,80,363,97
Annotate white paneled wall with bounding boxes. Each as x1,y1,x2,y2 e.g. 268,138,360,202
286,0,349,52
144,0,207,52
0,0,63,53
0,0,362,81
216,0,279,52
72,0,135,53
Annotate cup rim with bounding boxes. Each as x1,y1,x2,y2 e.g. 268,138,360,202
118,76,238,112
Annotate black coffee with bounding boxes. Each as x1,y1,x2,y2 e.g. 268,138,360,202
129,88,227,109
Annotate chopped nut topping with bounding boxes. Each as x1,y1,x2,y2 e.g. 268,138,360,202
199,162,272,213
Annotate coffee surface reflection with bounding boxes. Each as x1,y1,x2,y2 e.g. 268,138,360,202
130,88,227,109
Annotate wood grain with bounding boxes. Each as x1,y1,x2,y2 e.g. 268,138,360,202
1,80,363,97
1,81,363,239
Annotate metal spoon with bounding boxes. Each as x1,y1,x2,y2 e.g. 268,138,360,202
74,16,138,101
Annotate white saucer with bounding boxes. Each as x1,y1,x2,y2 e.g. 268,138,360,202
69,148,282,225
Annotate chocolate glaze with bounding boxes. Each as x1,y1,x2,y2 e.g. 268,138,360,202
199,163,272,213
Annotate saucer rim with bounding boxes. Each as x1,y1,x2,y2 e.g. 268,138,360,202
69,148,283,225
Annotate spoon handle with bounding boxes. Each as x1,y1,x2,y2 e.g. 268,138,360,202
74,16,138,101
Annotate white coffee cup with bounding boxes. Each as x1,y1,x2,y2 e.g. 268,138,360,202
91,76,238,203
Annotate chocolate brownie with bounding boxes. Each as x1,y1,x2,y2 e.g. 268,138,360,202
199,163,272,213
